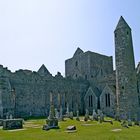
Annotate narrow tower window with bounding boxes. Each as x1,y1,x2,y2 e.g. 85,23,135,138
75,61,78,67
85,75,87,80
115,33,117,38
137,81,139,93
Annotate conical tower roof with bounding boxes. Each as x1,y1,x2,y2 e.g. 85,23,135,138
115,16,131,31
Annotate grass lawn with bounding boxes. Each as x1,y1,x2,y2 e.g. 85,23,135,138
0,117,140,140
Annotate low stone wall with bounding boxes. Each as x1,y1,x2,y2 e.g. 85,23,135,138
3,119,23,130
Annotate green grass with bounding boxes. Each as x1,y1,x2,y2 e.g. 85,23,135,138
0,117,140,140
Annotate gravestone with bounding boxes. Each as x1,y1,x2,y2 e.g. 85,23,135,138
76,110,80,121
99,111,104,123
6,114,9,119
134,115,139,125
84,109,89,121
114,112,121,122
92,109,98,121
3,119,23,130
29,112,32,117
128,119,132,126
9,114,13,119
69,112,73,120
134,120,139,126
66,125,76,130
55,108,59,119
121,120,129,128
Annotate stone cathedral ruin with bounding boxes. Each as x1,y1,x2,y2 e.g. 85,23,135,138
0,16,140,120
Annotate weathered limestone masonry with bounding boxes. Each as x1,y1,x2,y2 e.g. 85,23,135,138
65,48,113,81
0,16,140,119
65,48,116,116
0,65,89,118
114,16,139,120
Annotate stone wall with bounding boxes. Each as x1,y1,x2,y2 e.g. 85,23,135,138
84,87,98,114
0,66,89,118
100,85,116,117
65,48,113,81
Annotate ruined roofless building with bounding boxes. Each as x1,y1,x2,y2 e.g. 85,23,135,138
0,16,140,120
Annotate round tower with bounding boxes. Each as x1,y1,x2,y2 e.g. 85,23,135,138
114,16,139,120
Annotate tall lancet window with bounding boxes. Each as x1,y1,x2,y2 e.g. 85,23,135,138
105,93,110,107
88,95,93,107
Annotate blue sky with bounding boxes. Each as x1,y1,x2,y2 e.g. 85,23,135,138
0,0,140,75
